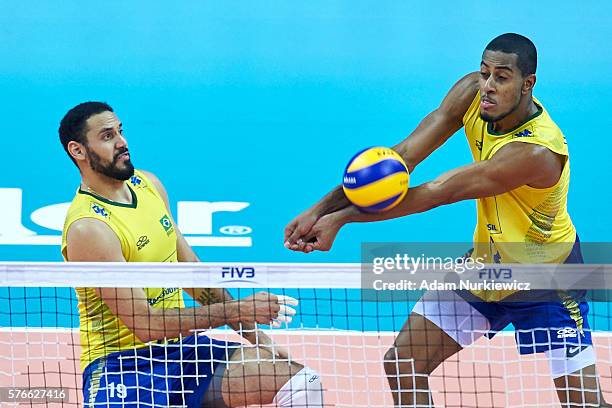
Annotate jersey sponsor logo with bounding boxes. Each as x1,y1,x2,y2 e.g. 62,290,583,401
129,175,143,186
0,188,253,247
513,129,533,138
90,203,109,218
147,287,179,306
566,345,587,358
136,235,150,250
475,140,483,151
557,327,578,339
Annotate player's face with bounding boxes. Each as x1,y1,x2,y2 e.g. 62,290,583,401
83,111,134,181
478,50,525,123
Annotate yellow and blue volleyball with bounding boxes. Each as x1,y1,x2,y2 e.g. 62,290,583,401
342,147,409,212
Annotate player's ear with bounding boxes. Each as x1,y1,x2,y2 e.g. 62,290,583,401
68,141,86,162
522,74,536,94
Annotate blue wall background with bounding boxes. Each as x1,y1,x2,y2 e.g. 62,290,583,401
1,1,611,265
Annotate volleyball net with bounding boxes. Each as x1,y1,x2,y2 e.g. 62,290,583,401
1,262,611,407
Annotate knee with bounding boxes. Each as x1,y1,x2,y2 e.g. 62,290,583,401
273,367,324,407
384,345,438,376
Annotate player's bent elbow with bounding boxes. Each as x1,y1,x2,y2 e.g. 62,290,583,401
132,328,155,344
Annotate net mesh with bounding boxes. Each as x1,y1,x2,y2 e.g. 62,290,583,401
1,262,611,407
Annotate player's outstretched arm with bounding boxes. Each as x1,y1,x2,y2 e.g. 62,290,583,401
284,72,479,250
301,142,565,252
66,218,283,342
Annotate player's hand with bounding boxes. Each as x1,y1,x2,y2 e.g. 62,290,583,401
238,292,281,325
301,211,345,253
238,293,298,326
284,209,320,252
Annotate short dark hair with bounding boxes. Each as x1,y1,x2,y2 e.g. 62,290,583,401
58,101,114,166
485,33,537,76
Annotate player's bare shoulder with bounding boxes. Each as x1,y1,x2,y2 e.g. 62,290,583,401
460,71,480,90
139,169,161,187
439,72,480,123
66,217,124,261
139,169,170,200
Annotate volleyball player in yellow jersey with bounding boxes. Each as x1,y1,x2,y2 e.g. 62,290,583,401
59,102,324,407
285,33,610,407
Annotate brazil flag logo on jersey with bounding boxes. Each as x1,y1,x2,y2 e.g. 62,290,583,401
159,215,174,236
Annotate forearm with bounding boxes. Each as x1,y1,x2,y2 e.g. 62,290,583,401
309,185,352,217
190,287,232,305
342,161,501,224
189,287,260,342
136,301,241,342
342,181,444,224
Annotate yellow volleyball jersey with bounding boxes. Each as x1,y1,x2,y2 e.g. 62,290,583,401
462,94,576,301
61,170,184,370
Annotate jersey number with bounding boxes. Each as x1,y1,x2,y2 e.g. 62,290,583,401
107,382,127,399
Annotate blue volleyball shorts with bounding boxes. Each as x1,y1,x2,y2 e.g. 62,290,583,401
82,334,237,407
412,236,595,377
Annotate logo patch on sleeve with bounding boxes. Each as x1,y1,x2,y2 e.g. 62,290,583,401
90,203,110,218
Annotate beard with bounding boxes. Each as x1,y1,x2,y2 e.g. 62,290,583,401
480,109,513,123
87,147,135,181
480,98,521,123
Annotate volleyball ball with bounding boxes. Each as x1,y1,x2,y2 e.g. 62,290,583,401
342,147,410,212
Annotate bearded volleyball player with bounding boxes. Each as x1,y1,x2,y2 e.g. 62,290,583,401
285,33,610,407
59,102,323,407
